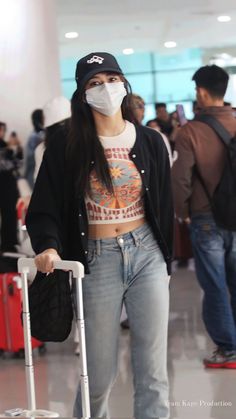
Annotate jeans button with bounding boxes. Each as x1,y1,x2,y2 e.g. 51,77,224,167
117,237,124,245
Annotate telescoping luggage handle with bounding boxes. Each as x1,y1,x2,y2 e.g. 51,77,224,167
18,258,84,278
17,258,91,419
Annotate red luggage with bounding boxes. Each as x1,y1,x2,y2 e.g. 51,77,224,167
0,202,42,357
0,271,43,356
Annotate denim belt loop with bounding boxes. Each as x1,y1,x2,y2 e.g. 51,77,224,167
96,239,101,256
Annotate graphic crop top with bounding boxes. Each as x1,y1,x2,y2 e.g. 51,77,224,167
85,121,145,224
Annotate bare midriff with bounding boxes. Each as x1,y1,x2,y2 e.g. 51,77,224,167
88,218,146,239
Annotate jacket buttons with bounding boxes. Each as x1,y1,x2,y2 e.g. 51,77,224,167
132,154,136,158
146,187,149,191
141,170,145,173
79,214,82,217
81,232,85,236
85,250,88,254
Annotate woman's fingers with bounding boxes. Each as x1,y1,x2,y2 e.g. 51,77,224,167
35,250,61,273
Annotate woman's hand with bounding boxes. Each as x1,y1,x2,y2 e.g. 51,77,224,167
35,249,61,273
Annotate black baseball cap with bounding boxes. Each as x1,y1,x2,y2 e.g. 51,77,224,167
75,52,123,91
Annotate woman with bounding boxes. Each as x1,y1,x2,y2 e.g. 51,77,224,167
26,52,173,419
146,119,176,167
125,93,145,125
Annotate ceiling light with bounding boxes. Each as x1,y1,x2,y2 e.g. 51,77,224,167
164,41,177,48
217,15,231,22
65,32,78,39
123,48,134,55
220,53,232,60
212,59,226,67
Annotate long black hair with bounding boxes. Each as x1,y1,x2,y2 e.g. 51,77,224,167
66,76,132,197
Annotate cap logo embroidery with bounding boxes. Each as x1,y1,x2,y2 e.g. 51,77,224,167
87,55,104,64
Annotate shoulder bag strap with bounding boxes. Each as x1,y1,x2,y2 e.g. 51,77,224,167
195,114,232,146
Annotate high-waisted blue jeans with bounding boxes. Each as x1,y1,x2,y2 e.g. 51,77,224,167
73,223,170,418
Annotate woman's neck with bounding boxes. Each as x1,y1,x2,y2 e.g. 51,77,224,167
93,109,126,137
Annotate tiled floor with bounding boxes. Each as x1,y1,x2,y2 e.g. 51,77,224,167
0,262,235,418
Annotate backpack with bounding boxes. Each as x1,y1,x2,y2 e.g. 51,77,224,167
195,114,236,231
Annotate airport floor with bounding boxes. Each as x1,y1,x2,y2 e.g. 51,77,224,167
0,261,235,418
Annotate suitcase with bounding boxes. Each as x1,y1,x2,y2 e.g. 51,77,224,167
0,271,43,356
0,203,43,356
2,258,90,418
174,218,193,260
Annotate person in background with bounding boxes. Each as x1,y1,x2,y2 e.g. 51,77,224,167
172,65,236,369
125,97,175,167
26,52,173,419
151,102,174,138
169,110,181,151
148,108,192,268
34,96,71,181
8,131,23,150
0,123,19,252
8,131,24,178
125,93,145,125
146,119,174,167
24,109,44,189
17,98,71,209
170,110,178,125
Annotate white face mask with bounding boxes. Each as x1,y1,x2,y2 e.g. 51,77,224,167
85,82,127,116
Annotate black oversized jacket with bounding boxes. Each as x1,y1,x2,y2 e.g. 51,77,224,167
26,125,174,275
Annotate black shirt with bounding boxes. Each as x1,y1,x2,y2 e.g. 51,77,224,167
26,125,174,275
154,117,173,137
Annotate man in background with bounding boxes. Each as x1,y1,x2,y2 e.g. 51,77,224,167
24,109,44,189
152,102,173,137
172,65,236,368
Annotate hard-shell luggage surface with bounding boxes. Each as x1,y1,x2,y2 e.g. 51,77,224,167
0,271,43,356
0,204,41,357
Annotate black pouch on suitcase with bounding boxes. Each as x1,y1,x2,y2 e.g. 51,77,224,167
27,270,73,342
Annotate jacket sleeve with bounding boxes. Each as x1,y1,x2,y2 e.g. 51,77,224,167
171,127,195,219
26,132,66,255
155,135,174,259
